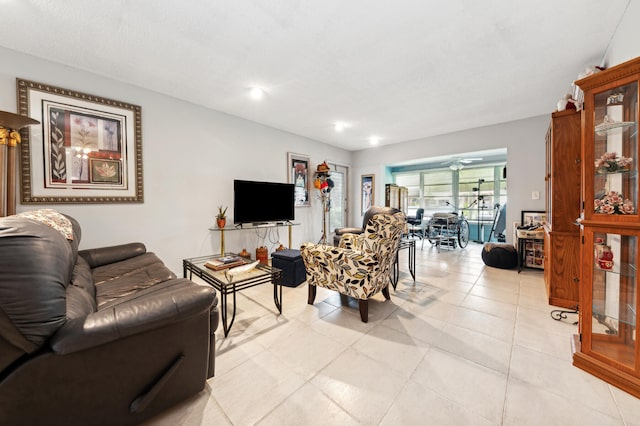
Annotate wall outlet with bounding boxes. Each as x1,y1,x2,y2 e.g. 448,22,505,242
532,191,540,200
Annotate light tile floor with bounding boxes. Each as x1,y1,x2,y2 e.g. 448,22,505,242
145,242,640,425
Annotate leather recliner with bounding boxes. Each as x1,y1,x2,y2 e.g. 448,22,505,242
0,211,219,426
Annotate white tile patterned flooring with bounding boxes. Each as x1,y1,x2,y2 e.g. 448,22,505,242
145,242,640,425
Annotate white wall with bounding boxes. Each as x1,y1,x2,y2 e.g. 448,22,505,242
0,47,351,273
604,0,640,66
351,115,550,243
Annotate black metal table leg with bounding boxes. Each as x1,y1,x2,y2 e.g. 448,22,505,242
219,290,228,336
223,285,239,337
517,238,524,273
273,270,283,313
408,240,415,281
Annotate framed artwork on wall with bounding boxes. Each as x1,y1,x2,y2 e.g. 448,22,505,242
16,78,143,204
361,174,374,214
287,152,310,207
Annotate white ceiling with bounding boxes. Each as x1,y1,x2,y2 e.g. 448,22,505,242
0,0,630,151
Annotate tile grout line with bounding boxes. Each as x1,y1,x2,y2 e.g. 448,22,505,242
499,273,525,425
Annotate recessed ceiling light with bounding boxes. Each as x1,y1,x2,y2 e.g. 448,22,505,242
249,87,265,100
334,122,350,132
369,136,380,145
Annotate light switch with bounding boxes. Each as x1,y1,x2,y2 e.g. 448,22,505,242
532,191,540,200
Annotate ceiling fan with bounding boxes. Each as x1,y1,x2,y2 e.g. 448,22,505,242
441,157,483,170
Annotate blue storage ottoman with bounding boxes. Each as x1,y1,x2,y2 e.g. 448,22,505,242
272,249,306,287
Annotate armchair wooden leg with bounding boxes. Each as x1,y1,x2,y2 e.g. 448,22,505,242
308,284,317,305
339,293,349,305
358,299,368,323
382,285,390,300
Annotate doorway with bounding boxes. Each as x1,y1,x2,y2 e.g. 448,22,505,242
327,163,348,233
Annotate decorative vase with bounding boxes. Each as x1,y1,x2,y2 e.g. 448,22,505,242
597,245,614,270
239,248,250,258
216,218,226,229
256,246,268,264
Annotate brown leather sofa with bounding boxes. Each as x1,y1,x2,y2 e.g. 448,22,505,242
0,212,219,425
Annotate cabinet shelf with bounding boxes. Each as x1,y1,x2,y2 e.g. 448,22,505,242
592,304,637,328
593,261,636,277
595,169,633,176
595,120,636,135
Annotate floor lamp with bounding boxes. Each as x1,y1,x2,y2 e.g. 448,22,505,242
0,111,39,217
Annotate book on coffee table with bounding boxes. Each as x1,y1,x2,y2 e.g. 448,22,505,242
204,256,247,271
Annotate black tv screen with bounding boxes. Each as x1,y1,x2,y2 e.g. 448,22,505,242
233,180,295,225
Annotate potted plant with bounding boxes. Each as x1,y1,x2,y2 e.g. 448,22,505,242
216,206,227,228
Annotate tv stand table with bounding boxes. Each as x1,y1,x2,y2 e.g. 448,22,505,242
183,254,282,337
209,222,299,255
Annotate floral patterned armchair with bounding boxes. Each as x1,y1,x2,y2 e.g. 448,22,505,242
300,209,406,322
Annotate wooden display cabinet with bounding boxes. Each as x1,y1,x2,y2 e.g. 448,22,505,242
385,184,400,209
544,109,581,308
574,56,640,397
385,184,408,214
399,186,409,215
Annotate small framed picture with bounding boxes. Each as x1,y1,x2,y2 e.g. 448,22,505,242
287,152,310,207
521,210,546,226
361,174,375,215
89,158,122,184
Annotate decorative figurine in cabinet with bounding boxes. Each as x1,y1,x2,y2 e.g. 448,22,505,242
574,56,640,397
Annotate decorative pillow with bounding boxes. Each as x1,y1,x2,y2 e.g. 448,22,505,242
15,209,74,241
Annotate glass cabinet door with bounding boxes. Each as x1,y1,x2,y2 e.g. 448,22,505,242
592,81,638,218
590,231,637,368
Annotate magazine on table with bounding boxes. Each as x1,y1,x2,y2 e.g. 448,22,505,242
204,255,246,271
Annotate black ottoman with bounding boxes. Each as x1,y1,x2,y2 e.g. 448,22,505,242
272,249,306,287
481,243,518,270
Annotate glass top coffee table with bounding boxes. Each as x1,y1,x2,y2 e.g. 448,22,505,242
183,254,282,337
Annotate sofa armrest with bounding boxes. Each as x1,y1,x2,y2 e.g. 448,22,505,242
79,242,147,268
49,279,216,355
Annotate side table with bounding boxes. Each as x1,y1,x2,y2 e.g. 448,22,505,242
392,238,416,289
183,254,282,337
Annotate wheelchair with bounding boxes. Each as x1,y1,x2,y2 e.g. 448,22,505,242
425,209,470,250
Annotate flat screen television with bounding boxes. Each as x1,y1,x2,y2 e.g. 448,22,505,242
233,179,295,225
